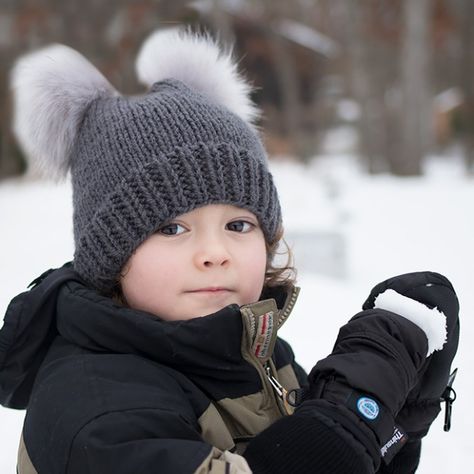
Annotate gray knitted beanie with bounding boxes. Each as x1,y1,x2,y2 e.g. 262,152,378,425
11,28,282,293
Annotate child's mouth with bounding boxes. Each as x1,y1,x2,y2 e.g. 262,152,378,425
187,287,232,295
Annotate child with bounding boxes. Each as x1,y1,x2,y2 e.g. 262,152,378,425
0,29,459,474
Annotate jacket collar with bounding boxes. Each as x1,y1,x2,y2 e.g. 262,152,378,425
56,278,300,370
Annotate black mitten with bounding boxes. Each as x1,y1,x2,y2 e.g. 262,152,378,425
302,271,458,470
363,271,460,439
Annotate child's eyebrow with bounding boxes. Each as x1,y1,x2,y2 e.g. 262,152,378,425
230,213,258,220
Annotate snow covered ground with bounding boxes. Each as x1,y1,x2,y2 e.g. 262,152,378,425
1,155,473,472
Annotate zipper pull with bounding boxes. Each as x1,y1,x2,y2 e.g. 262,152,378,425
441,368,458,432
265,365,294,415
265,365,285,397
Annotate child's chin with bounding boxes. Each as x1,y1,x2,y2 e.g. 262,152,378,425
158,293,241,321
185,293,239,318
194,304,232,319
189,301,238,320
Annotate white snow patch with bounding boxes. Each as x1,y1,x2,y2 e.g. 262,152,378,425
320,126,359,154
337,99,361,122
374,289,447,356
434,87,463,113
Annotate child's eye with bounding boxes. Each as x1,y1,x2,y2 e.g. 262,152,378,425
226,220,254,233
156,223,187,236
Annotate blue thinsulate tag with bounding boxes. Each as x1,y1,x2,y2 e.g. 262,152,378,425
346,391,408,465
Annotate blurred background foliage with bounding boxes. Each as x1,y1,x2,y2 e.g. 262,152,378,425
0,0,473,179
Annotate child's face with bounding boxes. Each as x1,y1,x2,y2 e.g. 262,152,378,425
120,204,267,321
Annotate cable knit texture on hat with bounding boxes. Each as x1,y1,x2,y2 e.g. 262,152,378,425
11,29,282,292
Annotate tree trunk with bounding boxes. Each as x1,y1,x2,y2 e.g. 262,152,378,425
263,0,305,158
343,0,388,174
397,0,432,176
209,0,235,47
459,0,474,173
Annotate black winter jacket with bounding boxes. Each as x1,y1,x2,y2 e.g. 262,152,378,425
0,265,306,473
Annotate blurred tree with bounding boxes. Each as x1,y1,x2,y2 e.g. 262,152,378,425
262,0,303,158
342,0,389,173
458,0,474,172
339,0,436,176
398,0,432,175
207,0,235,45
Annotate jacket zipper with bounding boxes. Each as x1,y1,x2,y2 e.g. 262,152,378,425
264,362,294,415
277,286,300,329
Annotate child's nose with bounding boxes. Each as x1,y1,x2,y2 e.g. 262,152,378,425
194,235,230,269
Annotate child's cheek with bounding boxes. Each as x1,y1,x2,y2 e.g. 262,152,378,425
243,241,267,303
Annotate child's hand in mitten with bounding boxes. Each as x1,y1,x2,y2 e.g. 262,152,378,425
362,271,460,439
299,271,459,470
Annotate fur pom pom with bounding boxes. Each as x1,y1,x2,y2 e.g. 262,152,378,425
135,28,260,124
10,44,118,180
374,289,447,356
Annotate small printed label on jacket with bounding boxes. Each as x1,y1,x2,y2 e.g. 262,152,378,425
253,311,274,360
